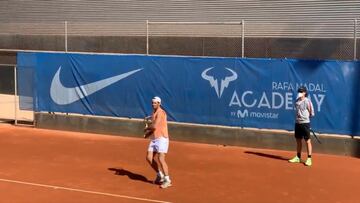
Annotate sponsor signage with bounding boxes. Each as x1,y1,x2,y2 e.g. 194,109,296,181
17,52,360,136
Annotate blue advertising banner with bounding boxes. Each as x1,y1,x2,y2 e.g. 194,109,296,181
17,52,360,136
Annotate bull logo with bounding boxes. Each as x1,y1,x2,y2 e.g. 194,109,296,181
201,67,238,98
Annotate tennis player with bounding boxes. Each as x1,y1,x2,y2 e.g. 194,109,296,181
289,86,315,166
144,96,172,188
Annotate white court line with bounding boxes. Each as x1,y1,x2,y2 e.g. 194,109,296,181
0,178,172,203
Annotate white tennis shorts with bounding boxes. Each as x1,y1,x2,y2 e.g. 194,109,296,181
148,137,169,153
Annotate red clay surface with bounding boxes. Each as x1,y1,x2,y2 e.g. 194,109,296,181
0,124,359,203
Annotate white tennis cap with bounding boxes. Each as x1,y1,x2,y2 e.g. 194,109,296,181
152,96,161,104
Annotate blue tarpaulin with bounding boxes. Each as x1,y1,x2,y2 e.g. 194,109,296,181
17,52,360,136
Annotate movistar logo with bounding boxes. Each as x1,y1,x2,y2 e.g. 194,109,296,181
50,66,142,105
201,67,238,98
237,109,248,118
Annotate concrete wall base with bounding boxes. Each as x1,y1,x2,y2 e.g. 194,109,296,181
35,112,360,158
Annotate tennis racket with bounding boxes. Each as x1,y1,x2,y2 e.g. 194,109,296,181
310,128,321,144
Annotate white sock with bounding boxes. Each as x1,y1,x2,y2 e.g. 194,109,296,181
158,171,164,177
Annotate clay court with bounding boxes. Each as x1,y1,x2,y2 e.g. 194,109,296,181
0,124,358,203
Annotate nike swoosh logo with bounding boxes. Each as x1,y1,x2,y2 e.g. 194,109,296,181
50,66,142,105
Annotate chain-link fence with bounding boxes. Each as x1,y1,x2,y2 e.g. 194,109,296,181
147,21,244,57
0,19,359,60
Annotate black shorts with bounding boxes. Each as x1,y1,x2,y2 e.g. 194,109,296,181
295,123,311,140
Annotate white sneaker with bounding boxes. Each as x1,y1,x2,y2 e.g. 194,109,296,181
160,180,172,189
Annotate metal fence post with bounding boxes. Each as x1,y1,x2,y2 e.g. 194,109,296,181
65,21,68,52
14,65,17,125
242,20,245,58
146,20,149,55
241,20,245,58
354,19,357,60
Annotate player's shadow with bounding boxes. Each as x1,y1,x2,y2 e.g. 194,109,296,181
244,151,288,161
108,168,153,184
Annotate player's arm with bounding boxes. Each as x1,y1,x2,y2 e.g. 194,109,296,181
145,111,164,132
143,129,153,138
144,125,155,138
143,116,155,138
307,100,315,117
144,123,155,132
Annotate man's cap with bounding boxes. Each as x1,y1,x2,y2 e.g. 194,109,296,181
152,96,161,104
